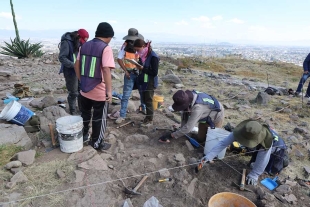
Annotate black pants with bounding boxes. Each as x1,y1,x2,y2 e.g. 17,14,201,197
80,95,108,148
63,68,81,114
143,78,154,121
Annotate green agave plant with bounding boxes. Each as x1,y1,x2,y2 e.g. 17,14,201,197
0,38,44,59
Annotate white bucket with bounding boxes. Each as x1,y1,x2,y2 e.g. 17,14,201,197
56,116,83,153
204,128,231,159
0,100,34,125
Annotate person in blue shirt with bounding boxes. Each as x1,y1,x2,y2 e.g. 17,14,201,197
295,53,310,100
198,119,287,185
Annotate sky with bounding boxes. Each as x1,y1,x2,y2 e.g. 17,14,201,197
1,0,310,46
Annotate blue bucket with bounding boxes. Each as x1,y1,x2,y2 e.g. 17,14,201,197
0,100,34,126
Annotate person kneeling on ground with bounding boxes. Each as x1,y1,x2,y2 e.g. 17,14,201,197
158,89,224,143
198,119,288,185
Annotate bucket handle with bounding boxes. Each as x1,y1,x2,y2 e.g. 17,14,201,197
272,176,278,182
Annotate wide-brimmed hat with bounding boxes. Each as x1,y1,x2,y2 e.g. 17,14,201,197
172,90,193,112
123,28,144,41
233,120,273,148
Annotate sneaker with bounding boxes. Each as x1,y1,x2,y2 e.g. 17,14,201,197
98,142,111,151
140,120,153,127
115,117,125,124
294,92,301,97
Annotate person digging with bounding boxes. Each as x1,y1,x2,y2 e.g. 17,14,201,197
197,119,288,185
158,89,224,143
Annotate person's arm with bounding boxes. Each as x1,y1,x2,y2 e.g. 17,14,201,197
58,41,74,68
103,67,112,103
171,105,205,139
203,132,235,161
303,53,310,72
117,47,130,79
74,60,80,80
142,56,158,76
246,146,272,184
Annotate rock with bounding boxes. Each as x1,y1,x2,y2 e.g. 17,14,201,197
304,166,310,176
285,180,297,187
185,140,194,151
0,70,12,76
284,194,297,204
108,165,114,169
41,139,52,148
43,86,52,93
294,149,304,159
41,96,56,108
39,106,69,135
0,124,32,150
131,90,140,100
294,127,306,134
101,153,112,160
287,136,300,144
187,178,198,196
11,150,36,166
111,72,120,80
161,74,182,84
290,115,299,121
106,134,117,145
157,154,163,159
275,184,292,194
125,134,149,143
169,88,178,94
78,154,108,171
174,83,184,89
67,146,97,163
174,154,185,162
56,169,65,178
74,170,85,183
255,92,270,105
189,158,197,165
5,161,22,170
158,168,170,177
117,140,125,151
283,108,292,114
127,100,136,112
29,99,44,109
223,103,234,109
10,167,22,174
5,182,16,189
165,69,175,75
273,193,286,204
10,171,28,183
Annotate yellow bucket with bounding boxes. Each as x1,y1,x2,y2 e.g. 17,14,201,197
208,192,257,207
152,95,164,110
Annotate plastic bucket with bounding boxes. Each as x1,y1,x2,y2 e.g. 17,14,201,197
0,100,34,126
208,192,257,207
152,95,164,110
56,116,83,153
204,128,231,159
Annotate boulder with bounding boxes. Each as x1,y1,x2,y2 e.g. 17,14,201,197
255,92,270,105
0,124,32,150
11,150,36,166
161,74,182,84
38,106,69,134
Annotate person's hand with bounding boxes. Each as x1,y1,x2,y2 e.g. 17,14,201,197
304,71,309,74
125,71,130,79
106,92,112,104
158,132,172,143
136,65,143,70
246,175,258,185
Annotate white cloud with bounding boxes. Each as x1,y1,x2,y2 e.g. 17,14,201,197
0,12,21,20
212,15,223,21
176,20,188,26
191,16,210,22
228,18,244,24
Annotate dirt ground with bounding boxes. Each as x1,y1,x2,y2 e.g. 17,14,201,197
1,55,310,207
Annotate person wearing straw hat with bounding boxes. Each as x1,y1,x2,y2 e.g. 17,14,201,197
198,119,288,185
115,28,145,124
159,89,224,143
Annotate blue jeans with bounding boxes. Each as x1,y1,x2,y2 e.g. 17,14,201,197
296,73,310,97
120,73,137,117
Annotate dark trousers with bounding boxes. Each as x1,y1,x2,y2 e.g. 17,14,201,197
296,73,310,97
63,68,81,114
143,78,154,121
80,95,108,149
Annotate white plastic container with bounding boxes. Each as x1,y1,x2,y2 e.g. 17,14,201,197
0,100,34,125
204,128,231,159
56,116,83,153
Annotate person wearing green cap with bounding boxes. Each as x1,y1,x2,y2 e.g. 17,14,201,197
199,119,288,185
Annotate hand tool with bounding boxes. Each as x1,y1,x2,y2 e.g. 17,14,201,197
184,134,200,148
240,169,246,191
124,176,148,195
157,178,172,183
116,121,135,129
232,182,254,193
152,127,174,132
48,123,56,147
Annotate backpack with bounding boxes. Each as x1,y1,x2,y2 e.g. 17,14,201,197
265,87,280,96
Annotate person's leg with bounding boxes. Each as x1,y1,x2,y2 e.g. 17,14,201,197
197,122,209,143
117,73,135,122
77,80,82,113
90,100,110,150
306,79,310,98
139,89,146,114
63,69,79,114
143,80,155,123
296,73,309,94
80,95,92,141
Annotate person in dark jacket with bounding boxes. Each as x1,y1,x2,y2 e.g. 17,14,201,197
133,39,159,127
58,29,89,114
295,53,310,100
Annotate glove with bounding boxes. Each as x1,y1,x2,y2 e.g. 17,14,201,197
158,132,172,143
246,175,258,185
